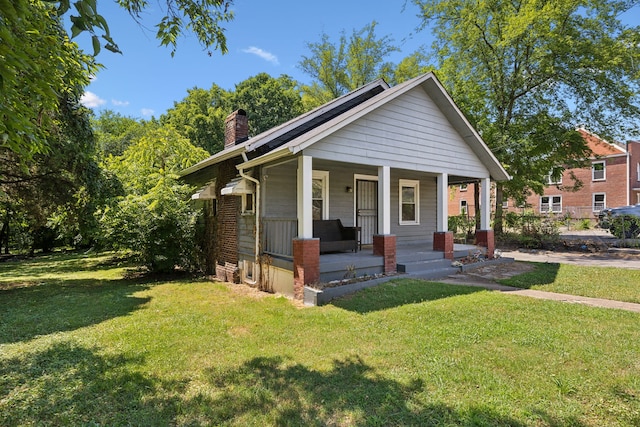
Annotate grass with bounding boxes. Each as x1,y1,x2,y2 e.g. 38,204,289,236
1,252,639,426
498,262,640,304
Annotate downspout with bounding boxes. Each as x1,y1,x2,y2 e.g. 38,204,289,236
240,153,260,285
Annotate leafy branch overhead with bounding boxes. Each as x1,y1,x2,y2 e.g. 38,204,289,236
53,0,235,56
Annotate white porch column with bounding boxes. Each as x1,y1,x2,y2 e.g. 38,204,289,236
436,172,448,232
480,177,491,230
297,155,313,238
378,165,391,235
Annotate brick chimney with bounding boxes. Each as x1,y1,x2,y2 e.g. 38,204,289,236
224,109,248,149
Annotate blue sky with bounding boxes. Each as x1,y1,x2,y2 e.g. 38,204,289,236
76,1,640,122
77,1,428,119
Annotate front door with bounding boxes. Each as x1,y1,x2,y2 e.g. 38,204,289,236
356,179,378,245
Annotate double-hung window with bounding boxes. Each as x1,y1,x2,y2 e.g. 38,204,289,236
399,179,420,225
312,171,329,220
592,161,606,181
541,196,562,213
593,193,606,212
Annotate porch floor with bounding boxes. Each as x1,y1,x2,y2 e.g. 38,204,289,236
318,243,484,283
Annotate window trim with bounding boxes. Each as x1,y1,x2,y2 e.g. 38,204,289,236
540,195,562,213
399,179,420,225
547,171,562,185
241,193,255,214
592,161,606,181
592,193,606,212
312,170,329,220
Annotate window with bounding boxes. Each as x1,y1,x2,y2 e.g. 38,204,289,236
460,200,468,214
592,161,606,181
547,171,562,185
241,193,254,214
637,162,640,182
502,200,509,209
541,196,562,213
312,171,329,220
593,193,606,212
460,184,468,191
399,179,420,225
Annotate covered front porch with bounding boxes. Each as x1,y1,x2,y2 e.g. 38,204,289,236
316,242,485,283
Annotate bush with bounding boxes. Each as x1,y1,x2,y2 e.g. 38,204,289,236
609,215,640,239
99,182,201,273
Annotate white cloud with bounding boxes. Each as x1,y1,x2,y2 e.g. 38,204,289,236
112,99,130,107
242,46,279,65
141,108,155,117
80,91,107,108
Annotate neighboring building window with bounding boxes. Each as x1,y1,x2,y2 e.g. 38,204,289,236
399,179,420,225
460,184,468,191
312,171,329,220
502,200,509,209
460,200,468,214
541,196,562,213
592,161,606,181
547,171,562,185
593,193,606,212
637,162,640,182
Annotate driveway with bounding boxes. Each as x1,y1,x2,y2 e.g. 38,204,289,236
500,228,640,270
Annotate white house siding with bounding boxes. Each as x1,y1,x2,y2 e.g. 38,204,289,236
390,169,437,245
312,159,378,227
262,161,297,218
304,86,491,179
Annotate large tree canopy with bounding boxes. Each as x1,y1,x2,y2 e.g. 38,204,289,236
162,73,305,154
299,21,430,108
415,0,640,229
1,0,234,170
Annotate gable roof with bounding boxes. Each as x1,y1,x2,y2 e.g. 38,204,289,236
180,72,510,182
577,128,627,157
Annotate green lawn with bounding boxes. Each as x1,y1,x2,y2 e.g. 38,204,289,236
498,262,640,304
1,253,639,426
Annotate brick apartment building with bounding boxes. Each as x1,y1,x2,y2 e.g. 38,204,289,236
449,128,640,220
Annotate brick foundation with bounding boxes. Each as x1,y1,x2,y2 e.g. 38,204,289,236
475,229,495,258
433,231,454,259
293,238,320,300
373,234,397,273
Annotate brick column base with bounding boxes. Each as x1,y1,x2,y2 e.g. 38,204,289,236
433,231,454,260
373,234,397,273
293,238,320,300
475,229,495,259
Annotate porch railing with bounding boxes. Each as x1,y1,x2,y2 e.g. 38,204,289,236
262,218,297,258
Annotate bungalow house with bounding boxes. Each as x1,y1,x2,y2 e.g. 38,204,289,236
180,72,509,299
449,129,638,221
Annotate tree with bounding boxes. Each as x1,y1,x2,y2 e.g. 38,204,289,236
1,1,97,167
0,94,103,253
231,73,306,136
163,74,306,154
100,126,209,272
299,22,428,108
161,85,230,154
92,110,148,158
414,0,640,231
1,0,234,172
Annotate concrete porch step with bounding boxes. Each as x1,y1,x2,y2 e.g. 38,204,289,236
397,258,453,273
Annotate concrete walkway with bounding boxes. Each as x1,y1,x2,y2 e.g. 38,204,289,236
437,233,640,313
439,277,640,313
